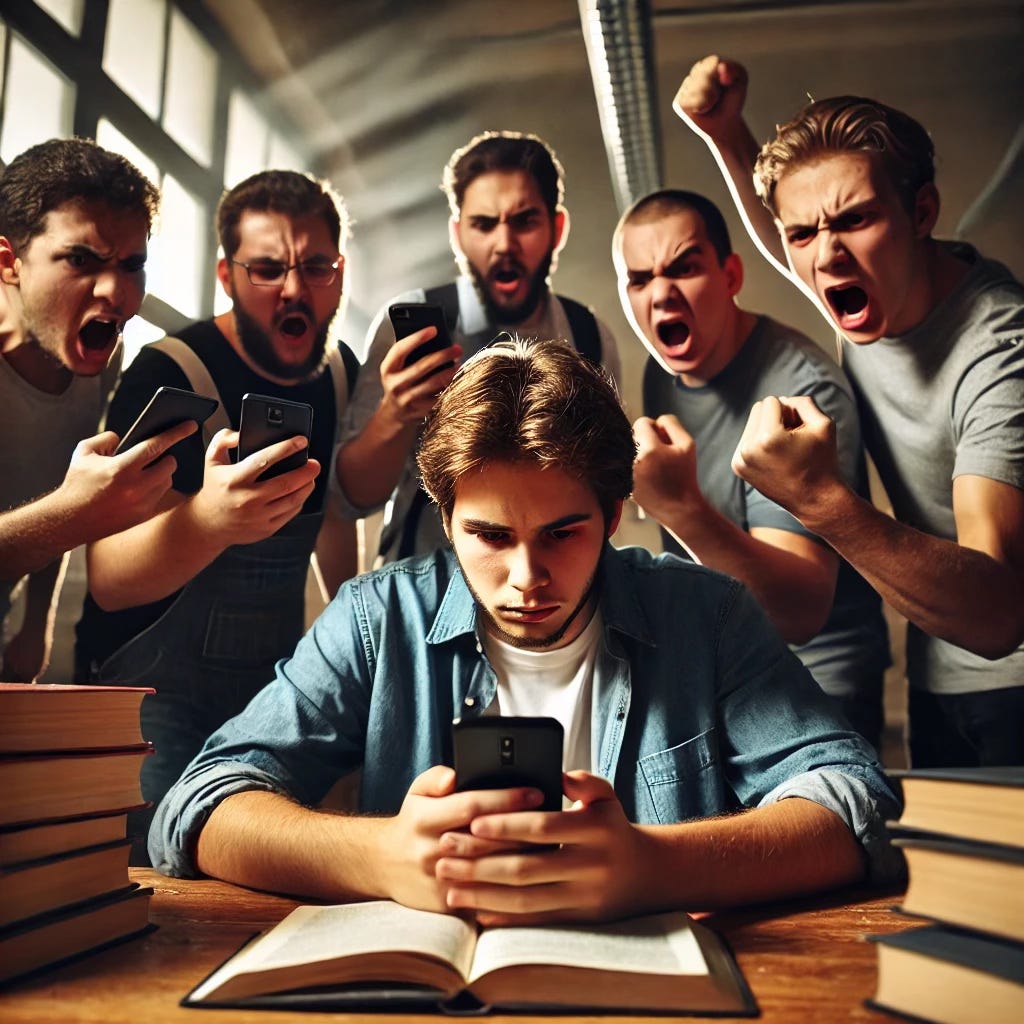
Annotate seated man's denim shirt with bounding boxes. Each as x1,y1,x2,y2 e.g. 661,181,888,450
150,545,901,881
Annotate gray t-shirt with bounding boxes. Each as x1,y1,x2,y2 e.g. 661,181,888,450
0,348,120,630
841,242,1024,695
643,315,890,699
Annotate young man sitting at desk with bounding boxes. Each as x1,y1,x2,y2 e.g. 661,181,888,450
151,338,900,926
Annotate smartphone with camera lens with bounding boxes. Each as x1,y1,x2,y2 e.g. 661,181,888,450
237,393,313,481
388,302,455,369
453,716,563,812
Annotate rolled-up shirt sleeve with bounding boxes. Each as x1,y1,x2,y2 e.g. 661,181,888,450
148,584,374,876
760,767,904,884
149,762,289,877
711,581,903,884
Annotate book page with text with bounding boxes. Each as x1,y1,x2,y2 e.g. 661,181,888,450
191,901,477,1002
468,911,709,982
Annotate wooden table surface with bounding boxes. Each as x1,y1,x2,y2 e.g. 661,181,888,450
0,868,916,1022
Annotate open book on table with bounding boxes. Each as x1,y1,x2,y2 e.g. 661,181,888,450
183,899,756,1015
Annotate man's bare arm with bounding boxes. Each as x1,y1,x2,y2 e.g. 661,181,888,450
797,476,1024,658
674,55,788,272
439,773,866,926
734,396,1024,658
336,328,460,511
312,500,359,601
0,421,196,582
633,415,836,643
87,430,318,611
194,768,544,911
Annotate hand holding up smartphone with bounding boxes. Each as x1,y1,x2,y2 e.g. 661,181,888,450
389,303,456,372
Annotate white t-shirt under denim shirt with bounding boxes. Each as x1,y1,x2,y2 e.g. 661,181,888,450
480,609,604,787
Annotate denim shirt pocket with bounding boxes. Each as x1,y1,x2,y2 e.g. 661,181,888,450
638,729,721,824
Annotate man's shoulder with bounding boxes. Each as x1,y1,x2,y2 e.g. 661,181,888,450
752,315,841,371
139,319,222,369
603,544,744,620
855,245,1024,373
738,315,851,396
139,318,219,356
949,247,1024,337
339,548,474,637
348,548,460,601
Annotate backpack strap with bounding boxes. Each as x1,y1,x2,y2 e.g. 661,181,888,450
149,336,230,442
339,341,360,393
422,282,461,333
557,295,602,366
324,343,358,441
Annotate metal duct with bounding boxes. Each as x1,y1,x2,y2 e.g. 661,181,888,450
578,0,662,213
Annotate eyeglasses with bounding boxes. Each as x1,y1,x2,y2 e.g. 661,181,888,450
230,258,340,288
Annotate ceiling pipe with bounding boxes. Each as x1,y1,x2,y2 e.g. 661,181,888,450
578,0,662,213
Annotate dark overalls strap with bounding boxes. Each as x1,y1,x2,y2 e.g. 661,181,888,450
422,282,461,334
556,294,602,366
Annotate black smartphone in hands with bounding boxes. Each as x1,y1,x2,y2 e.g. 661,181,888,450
114,386,219,455
388,302,455,368
237,393,313,481
453,716,564,812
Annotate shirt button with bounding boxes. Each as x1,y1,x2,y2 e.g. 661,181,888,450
464,697,475,708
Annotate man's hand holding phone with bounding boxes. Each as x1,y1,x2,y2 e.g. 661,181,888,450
57,418,200,543
187,428,320,548
436,770,652,927
379,303,462,427
421,716,653,925
373,764,547,916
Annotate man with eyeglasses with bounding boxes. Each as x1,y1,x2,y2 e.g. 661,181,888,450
75,170,361,862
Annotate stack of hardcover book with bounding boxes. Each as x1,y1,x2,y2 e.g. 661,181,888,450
0,682,155,986
869,766,1024,1024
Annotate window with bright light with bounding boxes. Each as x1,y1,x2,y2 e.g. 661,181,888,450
0,35,73,164
162,8,216,167
147,174,206,319
0,1,310,332
95,118,161,189
224,88,269,188
268,132,306,175
34,0,84,37
102,0,166,119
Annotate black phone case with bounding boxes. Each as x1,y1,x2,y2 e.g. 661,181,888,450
237,393,313,481
453,716,563,812
114,386,219,455
388,302,453,365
